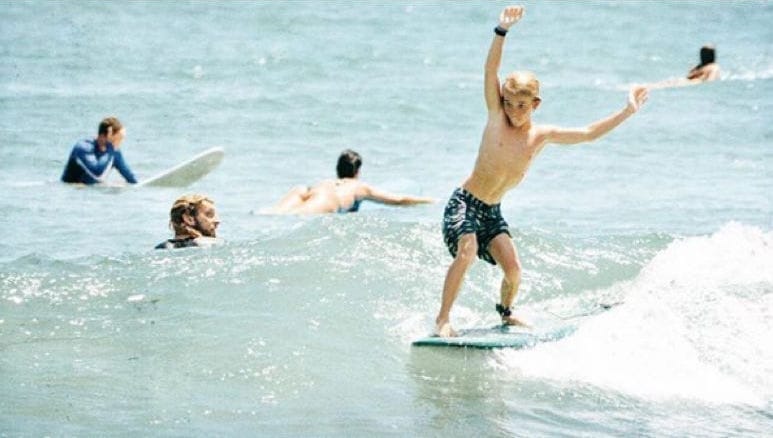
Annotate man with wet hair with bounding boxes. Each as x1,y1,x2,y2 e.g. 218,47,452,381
155,194,221,249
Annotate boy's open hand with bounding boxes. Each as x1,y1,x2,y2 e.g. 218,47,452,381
499,6,524,30
627,86,649,114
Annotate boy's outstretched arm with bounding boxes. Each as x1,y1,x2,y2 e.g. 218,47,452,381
485,6,524,113
545,86,649,145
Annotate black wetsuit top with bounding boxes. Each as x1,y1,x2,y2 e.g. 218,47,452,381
155,237,199,250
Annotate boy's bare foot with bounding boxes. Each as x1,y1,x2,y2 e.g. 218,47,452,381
434,321,459,338
502,314,531,328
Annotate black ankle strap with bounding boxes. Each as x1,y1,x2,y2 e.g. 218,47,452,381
496,304,512,317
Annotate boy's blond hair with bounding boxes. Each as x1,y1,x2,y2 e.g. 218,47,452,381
502,71,540,99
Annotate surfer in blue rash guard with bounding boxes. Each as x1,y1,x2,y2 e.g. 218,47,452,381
61,116,138,185
155,194,221,249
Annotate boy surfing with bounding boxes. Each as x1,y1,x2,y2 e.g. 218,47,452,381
435,6,648,337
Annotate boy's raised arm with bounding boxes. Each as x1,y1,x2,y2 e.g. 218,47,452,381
485,6,524,113
544,86,649,145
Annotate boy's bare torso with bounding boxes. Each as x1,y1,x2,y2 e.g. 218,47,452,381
463,112,547,204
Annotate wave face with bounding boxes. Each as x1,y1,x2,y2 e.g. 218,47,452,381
2,220,771,436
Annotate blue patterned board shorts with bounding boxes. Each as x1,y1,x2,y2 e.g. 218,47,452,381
442,188,511,266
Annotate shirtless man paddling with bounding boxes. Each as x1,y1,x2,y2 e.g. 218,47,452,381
266,149,433,215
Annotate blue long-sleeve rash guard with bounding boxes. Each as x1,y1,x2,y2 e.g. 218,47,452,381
61,138,138,184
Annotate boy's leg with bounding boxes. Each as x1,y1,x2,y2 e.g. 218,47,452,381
435,233,478,337
488,233,528,326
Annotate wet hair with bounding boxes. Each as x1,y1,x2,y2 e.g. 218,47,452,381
98,117,123,136
336,149,362,178
699,45,716,66
169,194,214,238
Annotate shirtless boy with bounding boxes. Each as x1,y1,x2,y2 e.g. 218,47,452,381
266,149,433,214
435,6,648,337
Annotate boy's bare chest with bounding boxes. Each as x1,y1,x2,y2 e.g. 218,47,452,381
480,128,539,168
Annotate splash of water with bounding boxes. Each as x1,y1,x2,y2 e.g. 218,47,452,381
500,222,773,405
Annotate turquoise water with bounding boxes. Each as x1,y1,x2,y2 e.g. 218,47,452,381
1,1,772,436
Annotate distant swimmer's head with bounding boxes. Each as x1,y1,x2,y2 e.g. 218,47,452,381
98,116,125,147
699,45,716,66
336,149,362,179
169,194,220,239
501,71,541,127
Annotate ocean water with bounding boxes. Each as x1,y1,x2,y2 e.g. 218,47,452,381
1,1,771,436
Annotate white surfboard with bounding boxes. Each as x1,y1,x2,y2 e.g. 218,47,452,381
412,303,621,349
412,324,576,349
138,147,224,188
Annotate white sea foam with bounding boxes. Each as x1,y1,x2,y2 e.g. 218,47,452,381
502,223,773,405
724,65,773,82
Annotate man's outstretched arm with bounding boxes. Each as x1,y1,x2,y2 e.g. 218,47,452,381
112,150,138,184
485,6,524,113
363,185,434,206
544,86,649,145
